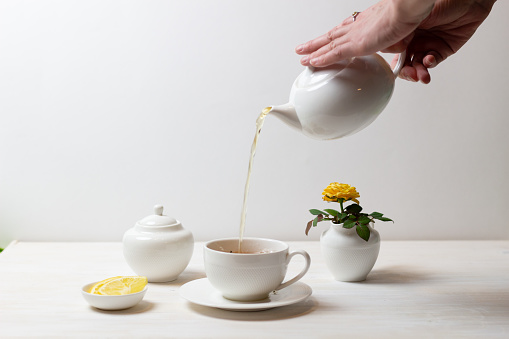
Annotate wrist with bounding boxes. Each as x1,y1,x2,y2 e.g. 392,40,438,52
392,0,435,24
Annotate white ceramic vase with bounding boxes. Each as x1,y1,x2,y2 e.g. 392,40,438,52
320,221,380,282
123,205,194,282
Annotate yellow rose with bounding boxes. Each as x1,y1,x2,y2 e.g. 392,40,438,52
322,182,360,204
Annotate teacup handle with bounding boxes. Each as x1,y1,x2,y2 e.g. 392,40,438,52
392,51,407,78
275,249,311,291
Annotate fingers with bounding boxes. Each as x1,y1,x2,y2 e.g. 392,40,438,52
390,54,399,71
423,52,441,68
297,33,337,66
397,32,449,83
309,43,355,67
399,49,445,83
398,52,431,84
296,16,353,55
297,17,354,66
296,34,334,56
299,37,354,67
399,65,418,82
411,53,431,83
305,38,359,67
397,51,418,83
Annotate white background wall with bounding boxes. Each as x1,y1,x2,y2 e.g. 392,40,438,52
1,0,508,248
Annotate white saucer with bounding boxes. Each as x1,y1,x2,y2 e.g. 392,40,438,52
179,278,312,311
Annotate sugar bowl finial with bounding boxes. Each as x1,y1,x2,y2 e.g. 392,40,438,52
154,204,164,216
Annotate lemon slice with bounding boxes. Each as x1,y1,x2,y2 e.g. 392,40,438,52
90,276,148,295
89,276,122,294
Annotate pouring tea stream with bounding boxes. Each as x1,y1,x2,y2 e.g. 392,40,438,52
238,53,405,251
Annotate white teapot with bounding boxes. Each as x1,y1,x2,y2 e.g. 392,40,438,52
123,205,194,282
269,53,405,140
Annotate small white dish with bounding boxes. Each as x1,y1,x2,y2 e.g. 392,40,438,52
179,278,312,311
81,282,148,311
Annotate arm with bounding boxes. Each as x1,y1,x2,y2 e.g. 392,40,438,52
296,0,497,84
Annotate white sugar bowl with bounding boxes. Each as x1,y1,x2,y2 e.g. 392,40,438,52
123,205,194,282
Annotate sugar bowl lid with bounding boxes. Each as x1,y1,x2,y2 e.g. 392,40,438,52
137,205,179,226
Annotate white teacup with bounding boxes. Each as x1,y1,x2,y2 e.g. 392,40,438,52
204,238,311,301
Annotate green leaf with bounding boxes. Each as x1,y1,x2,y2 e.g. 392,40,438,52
359,215,371,225
378,217,393,222
356,224,370,242
338,213,348,223
309,209,326,216
369,212,383,218
348,214,357,220
343,219,356,229
312,214,324,227
323,209,340,217
345,204,362,214
312,216,318,226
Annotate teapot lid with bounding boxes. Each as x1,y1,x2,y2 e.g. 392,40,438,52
295,60,351,89
137,205,179,226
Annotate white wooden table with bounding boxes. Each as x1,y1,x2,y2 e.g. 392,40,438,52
1,241,508,338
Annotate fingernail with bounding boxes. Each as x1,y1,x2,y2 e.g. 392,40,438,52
310,57,320,65
301,56,309,64
296,45,304,53
424,55,436,68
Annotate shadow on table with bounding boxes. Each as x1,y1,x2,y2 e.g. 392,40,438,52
187,297,318,321
153,269,207,287
363,266,434,284
89,300,155,314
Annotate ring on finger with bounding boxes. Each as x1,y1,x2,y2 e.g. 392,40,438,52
352,11,361,22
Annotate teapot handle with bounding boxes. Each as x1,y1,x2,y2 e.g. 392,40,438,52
392,51,406,78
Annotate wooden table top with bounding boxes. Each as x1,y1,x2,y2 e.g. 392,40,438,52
1,240,508,338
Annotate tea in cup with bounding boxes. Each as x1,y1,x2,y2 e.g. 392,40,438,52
203,238,311,301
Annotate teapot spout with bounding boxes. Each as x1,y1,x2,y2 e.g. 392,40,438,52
268,103,302,132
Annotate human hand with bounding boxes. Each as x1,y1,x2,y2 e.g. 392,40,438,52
296,0,496,84
393,0,496,83
295,0,433,68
